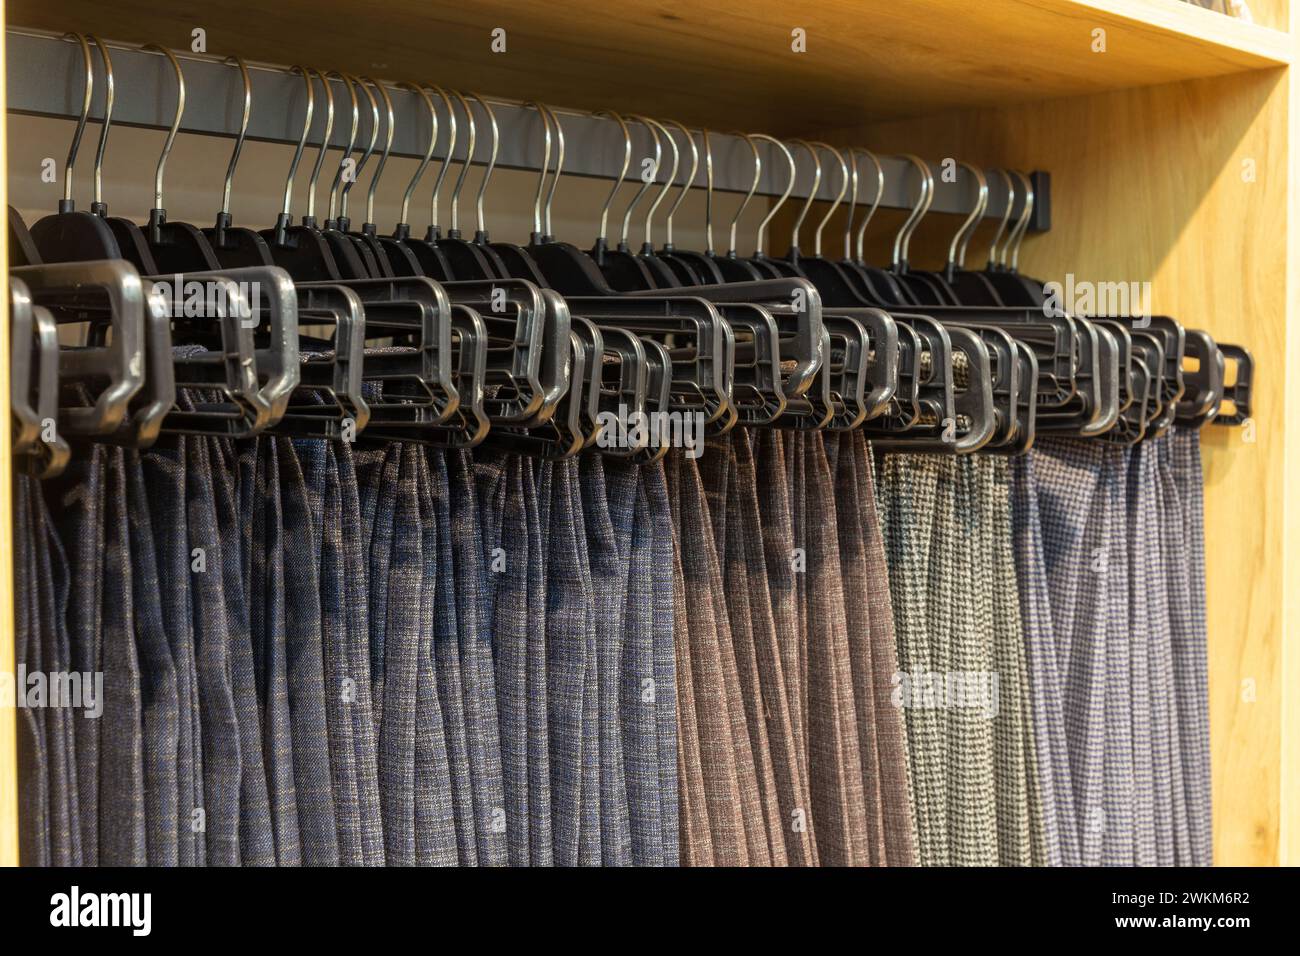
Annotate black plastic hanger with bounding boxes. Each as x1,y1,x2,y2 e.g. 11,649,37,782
28,33,122,265
522,104,621,294
204,56,276,268
430,90,500,280
587,111,659,291
396,83,458,280
257,67,343,280
322,73,384,278
654,121,724,284
375,81,439,277
704,132,765,282
627,115,683,288
136,44,223,274
836,148,915,306
459,92,523,279
743,133,800,280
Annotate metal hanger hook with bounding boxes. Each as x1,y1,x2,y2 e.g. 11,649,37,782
219,56,252,217
702,129,716,252
1008,170,1035,272
422,84,455,231
362,77,395,226
892,153,934,271
810,142,848,258
541,103,566,238
724,132,760,255
786,139,822,252
749,134,794,257
851,148,884,262
526,102,552,236
340,74,377,221
280,66,314,218
618,113,661,246
984,168,1015,269
397,82,437,228
86,35,114,209
139,43,185,212
465,92,499,236
592,109,631,242
326,71,359,222
59,33,93,207
446,89,476,235
948,161,988,271
842,146,860,260
303,68,334,222
662,121,699,249
634,115,678,248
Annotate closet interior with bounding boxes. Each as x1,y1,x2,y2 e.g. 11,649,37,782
1,0,1296,867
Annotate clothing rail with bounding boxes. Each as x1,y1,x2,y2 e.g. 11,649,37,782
6,27,1051,230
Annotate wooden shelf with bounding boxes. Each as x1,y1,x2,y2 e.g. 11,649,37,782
7,0,1291,134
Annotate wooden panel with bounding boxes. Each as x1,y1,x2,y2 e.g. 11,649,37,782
6,0,1290,134
1,0,17,868
811,67,1290,865
1280,12,1299,870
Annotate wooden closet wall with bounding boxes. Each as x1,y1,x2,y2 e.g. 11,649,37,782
1,0,1296,866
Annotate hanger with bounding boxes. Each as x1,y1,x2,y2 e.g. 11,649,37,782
137,43,223,273
525,104,621,294
655,121,724,284
13,260,146,437
835,148,908,305
431,90,499,279
204,56,276,267
630,115,683,288
491,99,559,283
257,66,342,279
346,77,403,276
886,154,959,306
932,163,1003,305
587,111,659,290
785,141,883,307
739,134,797,279
70,36,159,274
375,81,439,276
386,83,455,279
706,132,764,281
982,169,1045,306
11,277,70,476
29,33,122,264
71,40,293,438
325,74,386,277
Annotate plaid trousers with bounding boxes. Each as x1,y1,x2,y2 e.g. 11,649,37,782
1016,435,1212,867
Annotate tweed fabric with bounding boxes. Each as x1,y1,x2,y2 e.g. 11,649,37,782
580,456,634,864
181,438,244,865
753,430,816,862
701,437,789,866
1015,434,1214,868
642,460,681,865
1167,429,1212,865
448,449,509,866
1009,453,1074,866
798,433,870,866
666,450,753,865
847,435,917,866
210,437,278,866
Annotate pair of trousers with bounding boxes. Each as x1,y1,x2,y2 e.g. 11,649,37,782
879,452,1043,865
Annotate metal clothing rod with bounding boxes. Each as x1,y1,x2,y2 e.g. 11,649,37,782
6,28,1050,230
